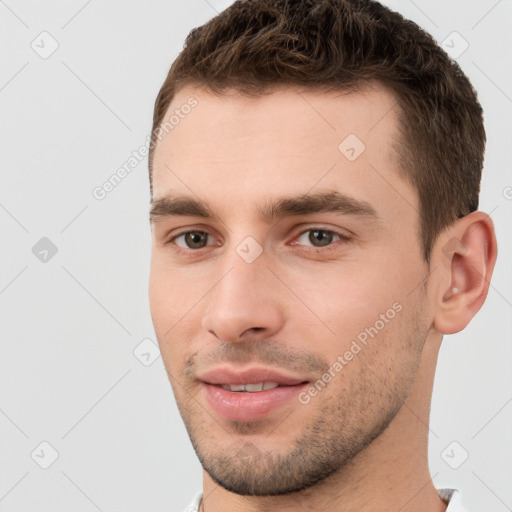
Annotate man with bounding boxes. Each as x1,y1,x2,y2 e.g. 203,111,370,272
147,0,497,510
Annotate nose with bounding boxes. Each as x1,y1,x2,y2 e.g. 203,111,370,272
201,248,285,343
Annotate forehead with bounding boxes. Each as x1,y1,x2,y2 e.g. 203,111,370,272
151,84,415,223
154,83,400,166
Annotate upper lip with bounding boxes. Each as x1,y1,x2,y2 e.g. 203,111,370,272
197,366,309,386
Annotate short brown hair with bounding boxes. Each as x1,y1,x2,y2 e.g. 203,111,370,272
149,0,485,263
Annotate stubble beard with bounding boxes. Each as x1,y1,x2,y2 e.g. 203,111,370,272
178,376,410,496
172,294,428,496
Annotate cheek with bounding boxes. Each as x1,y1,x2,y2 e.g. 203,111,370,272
285,261,406,342
149,261,183,355
149,254,203,326
318,298,425,418
149,256,210,365
284,259,426,386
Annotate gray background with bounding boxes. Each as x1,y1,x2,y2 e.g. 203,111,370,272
1,0,511,511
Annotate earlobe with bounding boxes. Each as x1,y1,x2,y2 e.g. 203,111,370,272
433,211,498,335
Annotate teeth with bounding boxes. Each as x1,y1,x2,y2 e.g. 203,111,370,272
220,382,280,392
245,383,263,392
226,384,245,392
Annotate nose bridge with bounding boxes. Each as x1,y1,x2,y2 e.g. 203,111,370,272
201,238,284,342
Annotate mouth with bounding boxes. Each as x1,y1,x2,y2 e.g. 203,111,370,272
198,367,310,422
220,381,282,392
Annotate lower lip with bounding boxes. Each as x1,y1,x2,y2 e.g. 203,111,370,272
201,383,308,422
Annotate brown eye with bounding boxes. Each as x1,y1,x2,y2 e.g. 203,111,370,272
296,229,342,248
309,229,336,247
171,231,210,249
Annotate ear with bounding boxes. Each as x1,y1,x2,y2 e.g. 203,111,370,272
432,211,498,334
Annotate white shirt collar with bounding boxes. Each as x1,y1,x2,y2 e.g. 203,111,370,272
185,487,471,511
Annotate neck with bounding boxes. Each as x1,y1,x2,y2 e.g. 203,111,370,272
200,335,447,512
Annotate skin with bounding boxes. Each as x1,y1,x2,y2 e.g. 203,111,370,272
149,84,497,512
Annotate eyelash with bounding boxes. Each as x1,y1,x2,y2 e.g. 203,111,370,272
165,227,351,255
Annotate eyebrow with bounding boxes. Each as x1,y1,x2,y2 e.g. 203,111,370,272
149,191,378,223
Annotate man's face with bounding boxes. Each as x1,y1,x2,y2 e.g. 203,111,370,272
149,85,432,495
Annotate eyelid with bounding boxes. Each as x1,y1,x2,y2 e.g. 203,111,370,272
289,226,352,251
293,224,353,240
166,228,219,248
